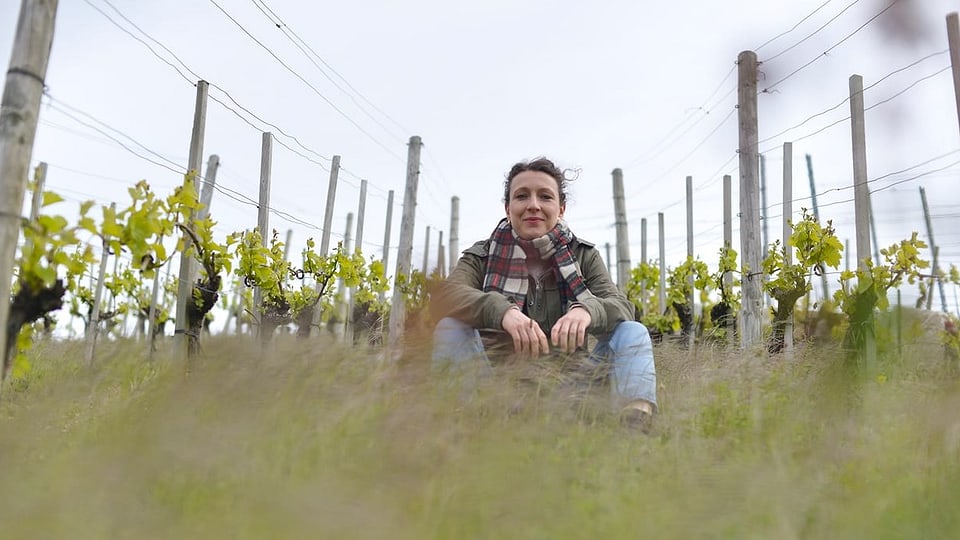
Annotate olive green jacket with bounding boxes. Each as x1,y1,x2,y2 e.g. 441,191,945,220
430,237,635,337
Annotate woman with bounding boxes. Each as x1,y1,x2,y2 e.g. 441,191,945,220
430,157,657,424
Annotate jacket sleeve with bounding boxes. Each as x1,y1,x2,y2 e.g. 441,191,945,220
429,241,515,330
575,243,636,334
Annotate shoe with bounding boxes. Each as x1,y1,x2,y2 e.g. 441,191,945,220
620,400,655,434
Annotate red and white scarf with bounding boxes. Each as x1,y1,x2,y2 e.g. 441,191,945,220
482,218,594,311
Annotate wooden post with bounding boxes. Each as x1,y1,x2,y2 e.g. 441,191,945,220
640,217,647,309
319,156,341,257
760,153,769,255
723,174,734,346
723,174,733,292
685,175,695,348
612,168,631,288
920,186,948,312
282,228,293,262
355,179,367,255
197,154,219,222
173,80,208,360
85,203,114,365
604,242,613,277
380,189,394,303
658,212,667,314
388,136,422,352
311,155,341,336
805,154,830,302
850,74,876,371
437,230,445,279
947,13,960,140
422,225,431,275
738,50,763,348
29,162,46,222
845,239,851,273
252,132,272,338
868,196,881,266
782,142,794,353
21,162,46,258
449,196,459,275
341,212,354,340
0,0,59,374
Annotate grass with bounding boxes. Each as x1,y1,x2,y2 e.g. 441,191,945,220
0,332,958,539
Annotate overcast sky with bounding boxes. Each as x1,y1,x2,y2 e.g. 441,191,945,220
2,0,959,313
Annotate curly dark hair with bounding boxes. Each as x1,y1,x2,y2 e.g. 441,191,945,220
502,157,576,206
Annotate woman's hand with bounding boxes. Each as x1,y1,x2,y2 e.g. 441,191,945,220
551,305,591,353
501,307,550,357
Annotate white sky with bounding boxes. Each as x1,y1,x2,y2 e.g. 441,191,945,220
2,0,959,313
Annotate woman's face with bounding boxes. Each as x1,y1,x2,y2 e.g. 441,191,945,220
506,170,565,240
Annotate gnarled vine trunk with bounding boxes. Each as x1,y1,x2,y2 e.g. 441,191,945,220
5,280,65,377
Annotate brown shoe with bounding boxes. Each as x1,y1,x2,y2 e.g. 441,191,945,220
620,399,655,434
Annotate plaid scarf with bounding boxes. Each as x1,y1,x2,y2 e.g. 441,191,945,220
482,218,595,311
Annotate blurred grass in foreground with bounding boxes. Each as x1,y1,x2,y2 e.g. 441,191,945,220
0,334,958,539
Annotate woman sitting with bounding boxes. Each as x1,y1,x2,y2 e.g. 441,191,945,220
430,157,657,425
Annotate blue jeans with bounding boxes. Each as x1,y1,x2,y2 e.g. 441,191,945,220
431,317,657,409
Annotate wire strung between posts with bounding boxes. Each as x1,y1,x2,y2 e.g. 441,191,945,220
762,0,901,94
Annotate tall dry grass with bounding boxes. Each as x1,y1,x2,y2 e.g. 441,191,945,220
0,331,957,539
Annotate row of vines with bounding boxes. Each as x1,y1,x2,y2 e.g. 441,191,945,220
6,170,433,381
8,166,959,383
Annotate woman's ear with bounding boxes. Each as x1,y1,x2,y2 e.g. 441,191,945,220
559,204,566,218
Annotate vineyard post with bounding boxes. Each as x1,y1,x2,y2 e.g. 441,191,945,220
311,155,341,336
723,174,733,346
22,162,46,257
805,154,830,302
282,228,292,262
927,247,939,311
947,13,960,140
738,50,763,348
173,80,208,361
380,190,394,303
640,217,647,309
147,253,173,356
782,142,794,353
253,132,273,339
868,196,880,266
919,186,947,312
760,153,770,309
612,168,630,289
845,239,850,272
197,154,219,222
449,196,459,275
29,162,46,222
685,175,694,349
658,212,666,313
85,202,115,365
421,225,430,275
347,180,368,339
387,135,422,353
355,179,367,255
109,240,120,319
318,156,341,257
340,212,354,341
850,73,877,372
604,243,612,277
760,154,769,261
0,0,58,372
437,230,445,279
